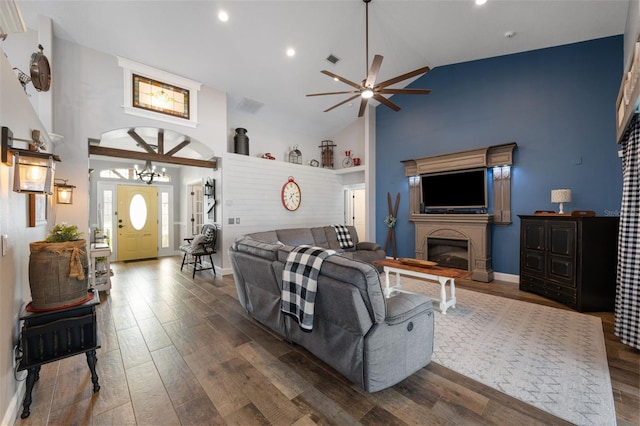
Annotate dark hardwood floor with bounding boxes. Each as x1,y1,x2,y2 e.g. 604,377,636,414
14,256,639,426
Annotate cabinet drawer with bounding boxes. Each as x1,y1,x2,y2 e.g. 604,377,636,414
520,274,544,293
542,287,577,308
544,282,576,298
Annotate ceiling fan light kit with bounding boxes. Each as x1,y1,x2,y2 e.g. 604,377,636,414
307,0,432,117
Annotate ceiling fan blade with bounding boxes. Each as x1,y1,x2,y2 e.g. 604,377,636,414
357,97,368,117
373,94,401,112
306,90,359,97
365,54,383,89
321,70,361,89
376,65,431,89
378,88,432,95
324,94,361,113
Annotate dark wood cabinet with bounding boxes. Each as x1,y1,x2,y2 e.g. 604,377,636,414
519,215,619,312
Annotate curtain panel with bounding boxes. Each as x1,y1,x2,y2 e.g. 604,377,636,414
616,113,640,350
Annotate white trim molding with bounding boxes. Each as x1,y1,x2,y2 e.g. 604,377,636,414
117,57,202,128
493,272,519,283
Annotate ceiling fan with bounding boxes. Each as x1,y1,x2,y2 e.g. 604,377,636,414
306,0,432,117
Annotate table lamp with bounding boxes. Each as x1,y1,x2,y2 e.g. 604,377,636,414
551,189,571,214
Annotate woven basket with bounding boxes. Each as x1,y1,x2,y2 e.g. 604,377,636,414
28,239,88,310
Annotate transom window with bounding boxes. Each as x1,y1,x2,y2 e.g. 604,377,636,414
133,74,190,119
99,168,170,183
118,57,201,128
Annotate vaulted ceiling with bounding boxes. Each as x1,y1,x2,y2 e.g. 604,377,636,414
16,0,630,139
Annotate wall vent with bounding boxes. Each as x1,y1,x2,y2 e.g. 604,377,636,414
236,97,264,115
326,54,340,64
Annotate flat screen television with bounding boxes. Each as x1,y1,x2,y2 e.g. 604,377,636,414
421,168,487,211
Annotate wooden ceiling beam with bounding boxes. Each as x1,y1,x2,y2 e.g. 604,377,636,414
127,129,156,154
89,145,217,169
165,139,190,157
157,129,164,154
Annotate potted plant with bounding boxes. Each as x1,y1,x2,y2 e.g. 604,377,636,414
28,223,89,310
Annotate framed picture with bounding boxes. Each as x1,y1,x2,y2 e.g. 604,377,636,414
28,194,47,227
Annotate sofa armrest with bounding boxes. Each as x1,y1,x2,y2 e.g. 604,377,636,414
233,237,284,261
356,241,382,251
385,292,433,325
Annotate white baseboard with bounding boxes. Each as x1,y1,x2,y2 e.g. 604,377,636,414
493,272,519,283
2,380,25,426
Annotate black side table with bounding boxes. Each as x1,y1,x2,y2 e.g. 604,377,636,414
17,290,101,419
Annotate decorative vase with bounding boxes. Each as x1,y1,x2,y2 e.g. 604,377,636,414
28,239,89,310
234,128,249,155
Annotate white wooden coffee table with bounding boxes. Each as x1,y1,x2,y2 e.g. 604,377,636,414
373,258,473,314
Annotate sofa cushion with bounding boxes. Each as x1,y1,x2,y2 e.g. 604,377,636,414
310,227,330,248
318,255,386,324
275,228,315,246
246,230,279,243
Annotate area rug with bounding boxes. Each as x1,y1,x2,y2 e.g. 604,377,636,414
396,278,616,426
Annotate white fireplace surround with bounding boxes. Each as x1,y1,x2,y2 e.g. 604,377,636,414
413,214,493,282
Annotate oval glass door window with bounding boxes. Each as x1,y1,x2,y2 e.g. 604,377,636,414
130,194,148,230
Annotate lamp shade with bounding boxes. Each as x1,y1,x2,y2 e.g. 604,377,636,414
13,152,54,194
551,189,572,203
551,188,571,214
54,181,75,204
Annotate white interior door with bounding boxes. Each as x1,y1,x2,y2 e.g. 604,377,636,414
345,185,366,239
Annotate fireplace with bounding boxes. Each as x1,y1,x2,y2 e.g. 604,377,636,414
412,213,493,282
427,237,469,270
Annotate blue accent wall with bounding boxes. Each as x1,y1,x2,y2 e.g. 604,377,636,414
376,36,623,275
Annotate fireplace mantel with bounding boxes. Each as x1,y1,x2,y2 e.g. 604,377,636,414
412,213,493,282
402,142,516,224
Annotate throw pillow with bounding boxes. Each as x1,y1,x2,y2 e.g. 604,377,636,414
190,234,208,248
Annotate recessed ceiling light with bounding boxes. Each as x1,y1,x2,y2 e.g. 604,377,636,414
286,48,296,57
475,0,487,5
218,10,229,22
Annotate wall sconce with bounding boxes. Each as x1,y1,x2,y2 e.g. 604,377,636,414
54,179,75,204
551,188,572,214
408,175,421,187
204,178,215,198
492,165,512,224
2,126,60,194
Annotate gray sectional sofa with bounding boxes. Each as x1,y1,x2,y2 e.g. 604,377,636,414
228,226,435,392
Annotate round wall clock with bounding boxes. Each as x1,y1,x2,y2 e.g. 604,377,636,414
281,176,301,211
30,44,51,92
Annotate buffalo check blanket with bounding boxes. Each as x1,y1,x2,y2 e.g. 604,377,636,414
331,224,355,249
281,245,337,331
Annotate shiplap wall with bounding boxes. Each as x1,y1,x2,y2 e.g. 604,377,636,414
220,152,344,272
